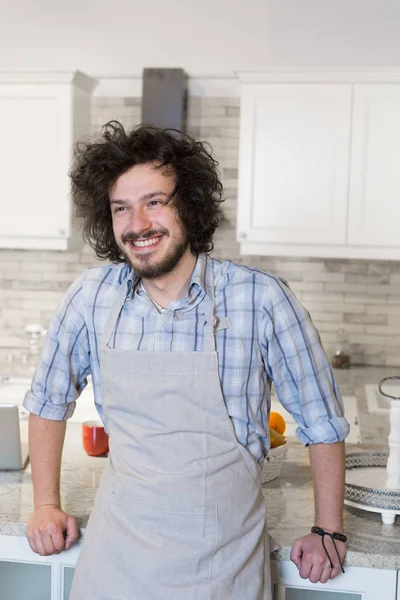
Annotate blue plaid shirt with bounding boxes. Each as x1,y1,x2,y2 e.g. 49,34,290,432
24,253,349,463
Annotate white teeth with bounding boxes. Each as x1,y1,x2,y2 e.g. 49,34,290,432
132,237,159,247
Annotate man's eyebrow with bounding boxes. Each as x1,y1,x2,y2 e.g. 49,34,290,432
110,192,170,205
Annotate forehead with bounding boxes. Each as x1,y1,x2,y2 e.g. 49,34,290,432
110,163,175,198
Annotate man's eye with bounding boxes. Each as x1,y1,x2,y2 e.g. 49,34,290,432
148,200,162,207
113,206,126,213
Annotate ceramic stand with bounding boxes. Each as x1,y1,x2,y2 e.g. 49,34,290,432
345,376,400,525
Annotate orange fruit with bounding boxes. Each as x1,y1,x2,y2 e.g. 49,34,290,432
269,411,286,435
269,427,286,448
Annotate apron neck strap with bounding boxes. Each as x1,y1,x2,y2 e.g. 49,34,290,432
202,263,216,353
101,280,130,348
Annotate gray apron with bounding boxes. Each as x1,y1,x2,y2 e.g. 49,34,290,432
70,274,272,600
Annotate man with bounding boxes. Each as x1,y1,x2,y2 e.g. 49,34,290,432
25,121,349,600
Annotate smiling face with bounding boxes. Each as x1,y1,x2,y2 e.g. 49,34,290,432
110,163,192,280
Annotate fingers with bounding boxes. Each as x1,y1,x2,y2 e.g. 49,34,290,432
27,530,52,556
298,553,313,581
39,528,62,555
298,560,312,582
328,540,346,579
297,552,342,584
50,523,67,552
26,507,74,556
65,516,80,549
330,563,343,579
289,539,303,569
300,554,331,584
30,535,47,557
290,534,346,584
27,533,37,554
28,524,65,556
319,561,333,584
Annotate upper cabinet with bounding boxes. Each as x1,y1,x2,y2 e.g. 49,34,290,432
348,84,400,249
0,72,96,250
237,72,400,260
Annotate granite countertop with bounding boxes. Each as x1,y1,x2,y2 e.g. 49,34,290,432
267,442,400,569
1,365,400,569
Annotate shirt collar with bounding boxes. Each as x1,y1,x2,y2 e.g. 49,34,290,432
189,253,214,302
122,253,214,302
123,267,138,298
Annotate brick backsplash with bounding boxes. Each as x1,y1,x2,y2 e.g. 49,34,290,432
0,96,399,369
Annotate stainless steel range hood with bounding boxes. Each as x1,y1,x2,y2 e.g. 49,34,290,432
141,68,188,132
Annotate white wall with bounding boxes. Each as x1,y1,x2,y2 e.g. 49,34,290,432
268,0,400,67
1,0,400,77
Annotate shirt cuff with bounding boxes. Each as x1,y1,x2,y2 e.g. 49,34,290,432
295,416,350,446
23,391,76,421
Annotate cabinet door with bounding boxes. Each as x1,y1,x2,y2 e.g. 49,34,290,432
237,84,352,246
348,84,400,250
0,85,72,248
279,591,360,600
0,560,52,600
62,566,75,600
276,560,397,600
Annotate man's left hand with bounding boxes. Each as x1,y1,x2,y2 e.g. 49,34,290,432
290,533,346,584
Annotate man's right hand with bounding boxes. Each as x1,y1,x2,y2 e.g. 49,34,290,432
27,505,79,556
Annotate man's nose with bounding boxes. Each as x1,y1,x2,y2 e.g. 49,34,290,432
129,207,151,234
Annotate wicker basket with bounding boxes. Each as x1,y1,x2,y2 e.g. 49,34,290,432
261,442,288,483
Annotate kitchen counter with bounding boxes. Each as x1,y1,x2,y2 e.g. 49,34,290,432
1,366,400,569
268,442,400,569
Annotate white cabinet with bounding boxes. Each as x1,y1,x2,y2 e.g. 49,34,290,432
274,560,397,600
0,534,81,600
0,535,398,600
237,84,351,247
280,592,361,600
0,560,52,599
62,566,75,600
0,72,96,250
348,84,400,248
237,72,400,260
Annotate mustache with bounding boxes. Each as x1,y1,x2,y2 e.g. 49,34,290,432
121,229,167,244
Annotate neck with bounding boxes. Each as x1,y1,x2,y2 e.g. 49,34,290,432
142,251,197,308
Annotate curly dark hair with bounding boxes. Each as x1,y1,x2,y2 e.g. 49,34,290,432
69,121,224,262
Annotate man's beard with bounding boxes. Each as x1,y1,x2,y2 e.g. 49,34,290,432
120,230,191,279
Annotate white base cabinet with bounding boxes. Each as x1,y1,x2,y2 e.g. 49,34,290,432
278,592,361,600
63,567,75,600
0,561,52,600
0,534,80,600
0,535,398,600
273,560,397,600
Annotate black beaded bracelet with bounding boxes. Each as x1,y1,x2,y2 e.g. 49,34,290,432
311,526,347,543
311,526,347,573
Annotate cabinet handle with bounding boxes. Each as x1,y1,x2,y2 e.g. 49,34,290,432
239,231,247,239
57,228,66,236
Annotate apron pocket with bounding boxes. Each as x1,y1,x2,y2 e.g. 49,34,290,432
90,493,217,600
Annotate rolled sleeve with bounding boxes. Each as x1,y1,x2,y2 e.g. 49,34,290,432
262,277,350,446
296,416,350,446
23,275,91,421
24,391,76,421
